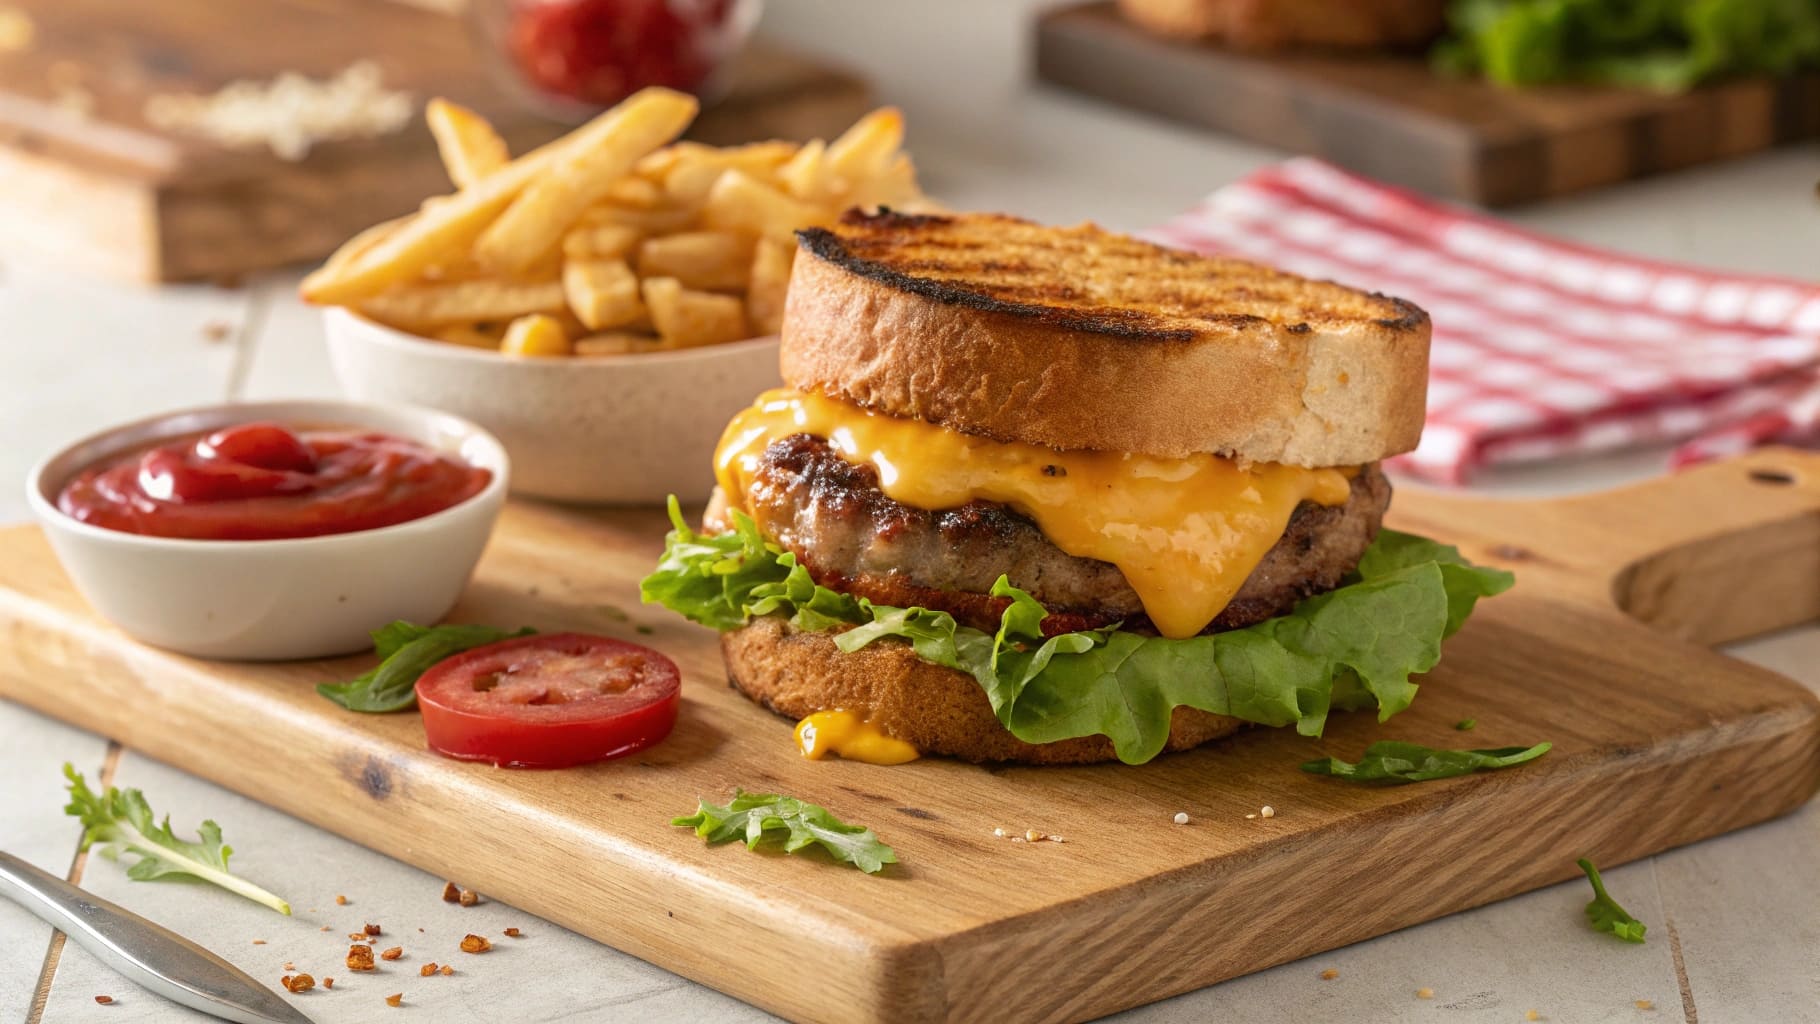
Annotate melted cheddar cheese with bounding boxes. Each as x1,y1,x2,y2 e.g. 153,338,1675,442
715,389,1352,639
795,710,921,765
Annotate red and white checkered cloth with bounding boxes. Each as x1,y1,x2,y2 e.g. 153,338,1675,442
1143,158,1820,483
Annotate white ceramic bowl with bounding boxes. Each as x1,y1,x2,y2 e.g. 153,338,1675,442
27,400,508,661
323,307,781,504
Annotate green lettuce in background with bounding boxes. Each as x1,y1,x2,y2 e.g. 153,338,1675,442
1435,0,1820,90
641,500,1513,765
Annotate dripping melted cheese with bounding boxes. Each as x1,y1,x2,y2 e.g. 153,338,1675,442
714,389,1352,639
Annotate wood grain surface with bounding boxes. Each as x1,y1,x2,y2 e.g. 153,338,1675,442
0,0,872,282
1,448,1817,1024
1034,1,1820,206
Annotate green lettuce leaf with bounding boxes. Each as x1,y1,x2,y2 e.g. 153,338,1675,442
1578,857,1648,943
318,621,535,712
642,502,1512,764
671,789,897,874
1301,740,1551,783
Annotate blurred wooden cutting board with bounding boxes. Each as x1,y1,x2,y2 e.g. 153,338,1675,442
1036,1,1820,206
0,0,872,282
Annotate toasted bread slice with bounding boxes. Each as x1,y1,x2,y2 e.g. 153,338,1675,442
781,210,1429,466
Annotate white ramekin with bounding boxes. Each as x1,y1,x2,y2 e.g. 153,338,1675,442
322,307,782,505
27,399,509,661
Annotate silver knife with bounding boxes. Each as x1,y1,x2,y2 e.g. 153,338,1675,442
0,849,313,1024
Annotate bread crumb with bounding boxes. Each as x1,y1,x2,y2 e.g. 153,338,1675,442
460,934,491,954
420,963,438,977
1260,805,1276,819
324,978,334,989
1024,829,1042,842
283,962,295,971
380,946,403,961
94,995,113,1005
1173,812,1190,825
992,827,1006,837
364,923,382,937
335,895,348,905
201,320,232,343
1636,999,1654,1010
320,926,331,932
442,881,461,902
503,927,522,938
385,993,403,1007
280,974,315,994
1245,813,1257,819
439,964,454,976
346,945,376,972
459,888,480,907
251,939,266,945
1319,968,1338,980
1526,1012,1540,1022
1417,987,1434,999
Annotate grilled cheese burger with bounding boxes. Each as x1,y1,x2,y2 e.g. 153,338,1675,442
645,210,1505,765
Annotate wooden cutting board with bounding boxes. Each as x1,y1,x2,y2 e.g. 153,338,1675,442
1035,1,1820,206
2,448,1818,1024
0,0,871,282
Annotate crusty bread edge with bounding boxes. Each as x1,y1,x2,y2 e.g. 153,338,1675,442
780,243,1430,466
721,615,1244,765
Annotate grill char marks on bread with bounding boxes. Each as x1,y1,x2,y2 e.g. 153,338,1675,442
785,210,1430,467
726,433,1392,636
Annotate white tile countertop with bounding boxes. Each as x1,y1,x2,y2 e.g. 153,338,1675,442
3,2,1818,1022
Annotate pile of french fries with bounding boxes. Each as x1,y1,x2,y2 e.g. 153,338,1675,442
300,87,924,357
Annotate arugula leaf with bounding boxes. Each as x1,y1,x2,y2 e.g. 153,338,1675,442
1301,740,1551,783
1578,858,1647,943
671,789,897,874
641,506,1512,764
63,764,290,915
318,621,534,712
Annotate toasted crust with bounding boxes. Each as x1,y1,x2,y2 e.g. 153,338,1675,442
782,211,1430,466
1117,0,1447,49
720,615,1244,765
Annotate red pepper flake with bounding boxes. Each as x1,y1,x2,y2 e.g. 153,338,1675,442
385,993,403,1007
94,995,114,1005
459,934,491,954
363,923,382,937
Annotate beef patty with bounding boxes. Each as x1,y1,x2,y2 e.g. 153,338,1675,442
736,433,1391,636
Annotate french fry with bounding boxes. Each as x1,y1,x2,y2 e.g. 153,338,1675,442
702,170,830,244
776,139,829,202
658,140,798,204
562,222,641,261
500,313,572,357
603,176,662,208
643,277,747,349
746,238,794,336
357,279,566,329
826,107,904,181
846,153,924,210
579,202,698,235
474,88,698,274
426,98,509,189
563,258,646,330
434,323,505,349
302,90,691,304
636,231,754,293
574,332,664,356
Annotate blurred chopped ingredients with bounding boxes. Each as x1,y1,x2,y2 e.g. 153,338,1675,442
143,61,411,161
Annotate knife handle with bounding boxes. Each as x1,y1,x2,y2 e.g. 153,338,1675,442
0,849,310,1024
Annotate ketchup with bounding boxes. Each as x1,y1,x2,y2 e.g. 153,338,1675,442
508,0,737,106
57,422,491,541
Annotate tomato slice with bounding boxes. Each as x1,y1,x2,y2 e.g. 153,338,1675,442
415,633,680,768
